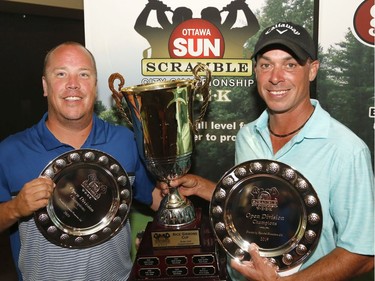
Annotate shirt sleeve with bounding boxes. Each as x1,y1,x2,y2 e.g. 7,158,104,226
331,146,374,255
132,158,156,206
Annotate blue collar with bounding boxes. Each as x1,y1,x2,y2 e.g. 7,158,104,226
36,113,107,150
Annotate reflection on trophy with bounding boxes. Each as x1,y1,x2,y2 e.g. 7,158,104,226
109,64,226,280
109,63,210,226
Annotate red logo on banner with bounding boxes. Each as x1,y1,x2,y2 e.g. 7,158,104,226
353,0,375,46
169,19,225,58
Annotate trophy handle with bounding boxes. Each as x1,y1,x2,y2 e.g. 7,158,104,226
192,63,211,132
108,73,133,127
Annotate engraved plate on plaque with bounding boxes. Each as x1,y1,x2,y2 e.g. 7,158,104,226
165,256,188,265
139,268,161,278
193,266,216,276
192,254,215,264
34,149,132,248
138,257,160,266
210,159,322,272
166,267,188,276
151,229,200,248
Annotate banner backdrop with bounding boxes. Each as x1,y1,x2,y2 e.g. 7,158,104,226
84,0,374,263
84,0,318,180
84,0,319,260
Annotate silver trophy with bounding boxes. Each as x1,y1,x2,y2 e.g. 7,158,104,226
109,64,211,227
210,159,323,272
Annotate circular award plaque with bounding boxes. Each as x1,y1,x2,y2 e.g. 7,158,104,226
34,149,132,248
210,160,322,272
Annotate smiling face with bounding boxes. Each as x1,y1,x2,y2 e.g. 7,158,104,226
42,43,97,127
254,49,319,116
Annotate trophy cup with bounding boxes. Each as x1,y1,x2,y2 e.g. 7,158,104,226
109,64,226,280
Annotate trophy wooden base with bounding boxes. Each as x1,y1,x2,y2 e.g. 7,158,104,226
128,208,226,281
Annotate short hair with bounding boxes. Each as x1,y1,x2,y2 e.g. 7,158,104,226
43,41,97,77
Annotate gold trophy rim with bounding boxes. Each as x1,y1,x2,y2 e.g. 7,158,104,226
120,79,196,93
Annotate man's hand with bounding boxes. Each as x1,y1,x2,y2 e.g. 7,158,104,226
158,174,215,201
0,176,55,231
13,177,55,218
231,243,281,281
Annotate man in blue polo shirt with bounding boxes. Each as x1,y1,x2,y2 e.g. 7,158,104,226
0,42,162,280
161,22,374,280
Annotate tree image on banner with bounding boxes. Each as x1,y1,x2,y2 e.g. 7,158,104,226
318,0,374,163
319,32,374,158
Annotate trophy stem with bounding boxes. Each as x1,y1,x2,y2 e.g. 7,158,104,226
156,187,196,227
165,187,186,208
